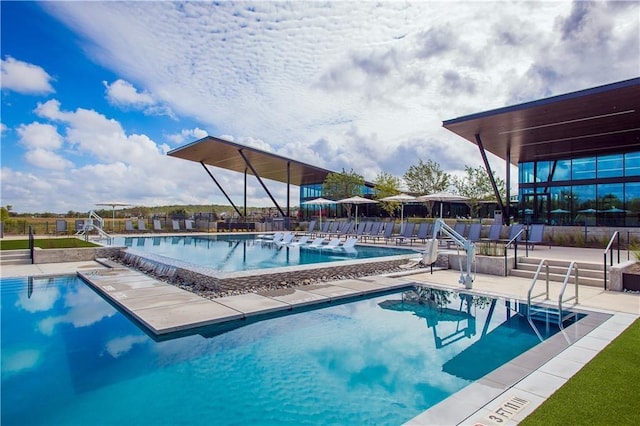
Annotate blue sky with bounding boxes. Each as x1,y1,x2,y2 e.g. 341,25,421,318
1,1,638,214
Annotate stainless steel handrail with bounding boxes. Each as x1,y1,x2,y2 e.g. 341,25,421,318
603,231,620,290
558,261,579,327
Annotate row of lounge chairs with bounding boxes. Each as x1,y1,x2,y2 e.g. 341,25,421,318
123,219,196,232
262,232,358,250
304,220,546,249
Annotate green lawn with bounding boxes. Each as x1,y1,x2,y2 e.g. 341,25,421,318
0,238,100,250
521,318,640,425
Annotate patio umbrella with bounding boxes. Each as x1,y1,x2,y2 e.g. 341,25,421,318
416,192,470,218
550,208,570,214
95,202,130,232
337,196,378,227
380,193,416,232
303,197,336,230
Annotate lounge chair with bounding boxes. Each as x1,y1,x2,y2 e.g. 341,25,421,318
453,222,467,238
380,222,396,244
483,223,502,242
172,220,181,231
526,224,546,250
125,220,135,232
275,233,295,245
185,220,195,231
318,221,331,236
321,238,341,249
362,222,381,242
410,222,430,245
505,224,525,244
467,223,482,242
325,237,358,250
350,221,367,238
394,222,416,245
307,237,325,248
153,219,163,231
289,235,310,246
306,220,317,235
138,219,147,232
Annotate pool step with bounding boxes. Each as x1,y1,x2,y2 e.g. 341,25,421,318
0,249,31,265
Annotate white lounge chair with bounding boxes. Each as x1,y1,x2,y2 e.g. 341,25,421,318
153,219,163,231
172,220,181,231
275,233,295,245
138,219,147,232
325,237,357,250
185,220,195,231
307,237,325,248
125,220,135,232
289,236,309,246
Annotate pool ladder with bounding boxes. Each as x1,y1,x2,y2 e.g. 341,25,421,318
526,259,580,341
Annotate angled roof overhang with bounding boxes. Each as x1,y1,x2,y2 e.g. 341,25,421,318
442,77,640,165
167,136,334,186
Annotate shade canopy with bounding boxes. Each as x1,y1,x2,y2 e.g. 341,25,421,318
550,208,570,214
380,193,416,231
417,192,469,217
337,196,378,226
303,197,337,228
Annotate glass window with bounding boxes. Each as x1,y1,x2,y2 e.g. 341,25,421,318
625,152,640,176
597,183,624,211
550,159,571,181
573,185,596,210
572,157,596,180
536,161,551,182
519,162,534,184
625,182,640,226
597,154,623,178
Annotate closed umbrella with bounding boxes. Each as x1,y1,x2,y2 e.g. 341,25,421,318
380,193,416,232
95,202,130,232
416,192,470,218
337,196,379,227
303,197,336,230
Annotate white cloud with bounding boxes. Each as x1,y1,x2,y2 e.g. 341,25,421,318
0,56,55,94
166,127,208,145
24,148,73,170
104,78,154,107
17,122,63,150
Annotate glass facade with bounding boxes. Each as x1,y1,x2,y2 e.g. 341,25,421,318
518,151,640,226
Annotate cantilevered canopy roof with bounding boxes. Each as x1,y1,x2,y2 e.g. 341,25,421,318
443,78,640,165
167,136,334,186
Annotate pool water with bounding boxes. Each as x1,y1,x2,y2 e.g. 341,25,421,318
110,234,410,272
1,276,563,425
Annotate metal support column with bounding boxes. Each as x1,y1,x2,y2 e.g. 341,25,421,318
287,161,291,217
505,146,511,225
475,134,507,222
244,168,248,218
238,149,286,217
200,162,244,218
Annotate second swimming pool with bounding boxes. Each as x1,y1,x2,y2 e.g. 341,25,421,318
110,234,412,272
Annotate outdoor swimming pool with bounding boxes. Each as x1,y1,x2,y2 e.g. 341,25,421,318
1,275,572,425
110,234,411,272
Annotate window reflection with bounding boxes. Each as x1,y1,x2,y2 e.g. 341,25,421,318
536,161,550,183
597,154,623,178
625,152,640,176
550,159,571,181
519,162,534,184
572,157,596,180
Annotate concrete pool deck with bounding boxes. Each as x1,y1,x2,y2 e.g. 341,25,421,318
1,244,639,425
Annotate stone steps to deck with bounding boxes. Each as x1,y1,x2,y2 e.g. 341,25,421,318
80,259,414,335
511,256,605,288
0,249,31,265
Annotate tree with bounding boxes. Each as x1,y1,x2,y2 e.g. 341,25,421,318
322,168,365,218
403,159,450,217
1,207,9,222
452,165,506,218
373,171,402,217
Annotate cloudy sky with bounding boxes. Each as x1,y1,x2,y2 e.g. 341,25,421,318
1,1,638,214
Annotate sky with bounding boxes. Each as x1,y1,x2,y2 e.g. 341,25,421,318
1,1,638,214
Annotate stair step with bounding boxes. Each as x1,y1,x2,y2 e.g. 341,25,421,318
0,249,32,265
518,257,603,271
510,269,604,287
515,263,604,279
0,258,32,265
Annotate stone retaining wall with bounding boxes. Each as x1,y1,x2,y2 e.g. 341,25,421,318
34,246,124,264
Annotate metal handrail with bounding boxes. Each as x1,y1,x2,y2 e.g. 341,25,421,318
504,227,526,274
557,261,579,327
603,231,620,290
527,259,550,305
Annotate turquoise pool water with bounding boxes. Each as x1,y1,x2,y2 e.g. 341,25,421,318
1,276,564,425
110,234,410,272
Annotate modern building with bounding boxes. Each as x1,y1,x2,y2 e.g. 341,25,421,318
443,78,640,227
